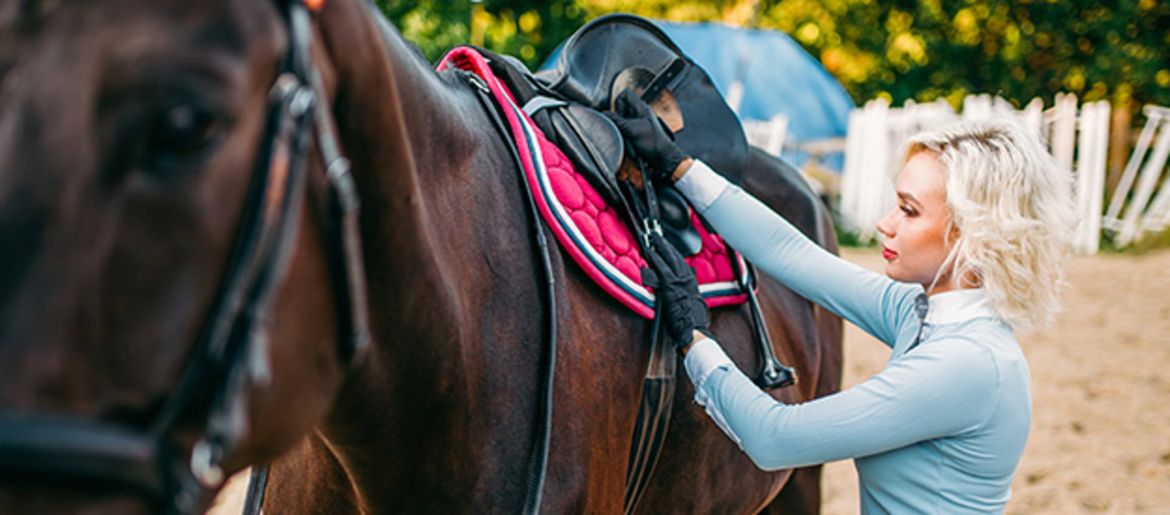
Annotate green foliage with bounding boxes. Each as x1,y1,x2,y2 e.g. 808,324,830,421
747,0,1170,109
834,222,879,248
1100,226,1170,254
376,0,586,69
377,0,1170,111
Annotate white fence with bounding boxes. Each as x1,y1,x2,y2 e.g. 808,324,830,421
839,93,1131,253
742,114,789,156
1102,105,1170,247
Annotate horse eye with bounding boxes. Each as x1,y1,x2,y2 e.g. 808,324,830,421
143,102,221,174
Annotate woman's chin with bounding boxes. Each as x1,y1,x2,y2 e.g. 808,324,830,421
883,263,901,282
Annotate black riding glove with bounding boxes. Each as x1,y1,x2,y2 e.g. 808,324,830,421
641,233,711,349
606,89,690,183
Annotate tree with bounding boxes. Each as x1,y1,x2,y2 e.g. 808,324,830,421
746,0,1170,110
377,0,1170,111
376,0,586,70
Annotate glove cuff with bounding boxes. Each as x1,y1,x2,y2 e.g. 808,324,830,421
654,145,689,183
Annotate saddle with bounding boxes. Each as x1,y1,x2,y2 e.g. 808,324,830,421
480,48,704,256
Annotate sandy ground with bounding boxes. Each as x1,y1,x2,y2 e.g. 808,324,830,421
209,248,1170,514
822,248,1170,515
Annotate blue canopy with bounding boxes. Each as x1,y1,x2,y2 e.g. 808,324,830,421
542,20,854,171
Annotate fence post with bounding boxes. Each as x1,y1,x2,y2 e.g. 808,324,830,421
1073,101,1110,254
857,98,892,242
1021,98,1045,139
1048,93,1078,174
840,107,866,233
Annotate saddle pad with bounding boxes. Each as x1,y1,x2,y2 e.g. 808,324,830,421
437,47,746,319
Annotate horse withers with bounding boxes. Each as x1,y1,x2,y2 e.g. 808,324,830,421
0,1,842,513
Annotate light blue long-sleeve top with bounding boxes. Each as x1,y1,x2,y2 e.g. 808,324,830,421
674,160,1031,514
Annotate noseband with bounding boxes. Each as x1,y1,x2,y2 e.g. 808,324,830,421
0,1,370,512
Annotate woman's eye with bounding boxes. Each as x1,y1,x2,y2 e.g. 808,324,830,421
900,205,916,216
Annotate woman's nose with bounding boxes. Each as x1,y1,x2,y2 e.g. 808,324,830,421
876,209,897,238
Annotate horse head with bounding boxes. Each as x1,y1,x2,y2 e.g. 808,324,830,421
2,1,844,513
0,1,366,512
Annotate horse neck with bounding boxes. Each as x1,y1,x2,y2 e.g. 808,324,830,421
298,4,525,510
317,0,479,326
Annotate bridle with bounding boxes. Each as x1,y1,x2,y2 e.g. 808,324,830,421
0,1,370,512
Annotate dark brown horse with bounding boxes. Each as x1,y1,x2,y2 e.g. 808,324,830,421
0,1,841,513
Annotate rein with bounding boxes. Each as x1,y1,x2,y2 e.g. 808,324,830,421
0,1,370,513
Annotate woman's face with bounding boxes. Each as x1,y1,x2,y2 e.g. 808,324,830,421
876,151,957,292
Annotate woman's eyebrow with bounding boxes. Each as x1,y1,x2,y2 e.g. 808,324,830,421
896,191,922,208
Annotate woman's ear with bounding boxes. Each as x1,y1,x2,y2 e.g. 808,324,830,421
941,215,960,248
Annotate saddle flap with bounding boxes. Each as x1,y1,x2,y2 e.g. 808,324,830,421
548,14,748,185
540,103,626,205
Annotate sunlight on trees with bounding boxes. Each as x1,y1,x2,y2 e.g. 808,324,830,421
378,0,1170,111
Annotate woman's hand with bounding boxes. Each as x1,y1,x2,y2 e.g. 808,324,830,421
606,89,692,183
642,233,711,351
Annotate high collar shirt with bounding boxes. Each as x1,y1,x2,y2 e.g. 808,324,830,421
676,160,1031,514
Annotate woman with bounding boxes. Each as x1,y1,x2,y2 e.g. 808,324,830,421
609,90,1076,513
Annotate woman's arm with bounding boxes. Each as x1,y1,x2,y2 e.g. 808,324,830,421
676,160,920,346
683,335,1000,470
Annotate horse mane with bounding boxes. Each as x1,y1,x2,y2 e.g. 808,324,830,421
400,36,430,68
368,7,431,70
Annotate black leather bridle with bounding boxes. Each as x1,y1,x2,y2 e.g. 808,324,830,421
0,1,370,513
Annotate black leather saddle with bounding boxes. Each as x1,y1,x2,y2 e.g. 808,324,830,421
487,54,701,255
544,14,749,187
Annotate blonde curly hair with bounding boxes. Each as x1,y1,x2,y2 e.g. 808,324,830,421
903,119,1077,329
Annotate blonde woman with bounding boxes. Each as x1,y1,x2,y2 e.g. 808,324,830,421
610,91,1076,514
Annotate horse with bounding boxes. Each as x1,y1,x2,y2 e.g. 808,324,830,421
0,1,842,513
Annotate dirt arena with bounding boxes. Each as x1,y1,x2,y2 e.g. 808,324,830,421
210,247,1170,514
822,247,1170,515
